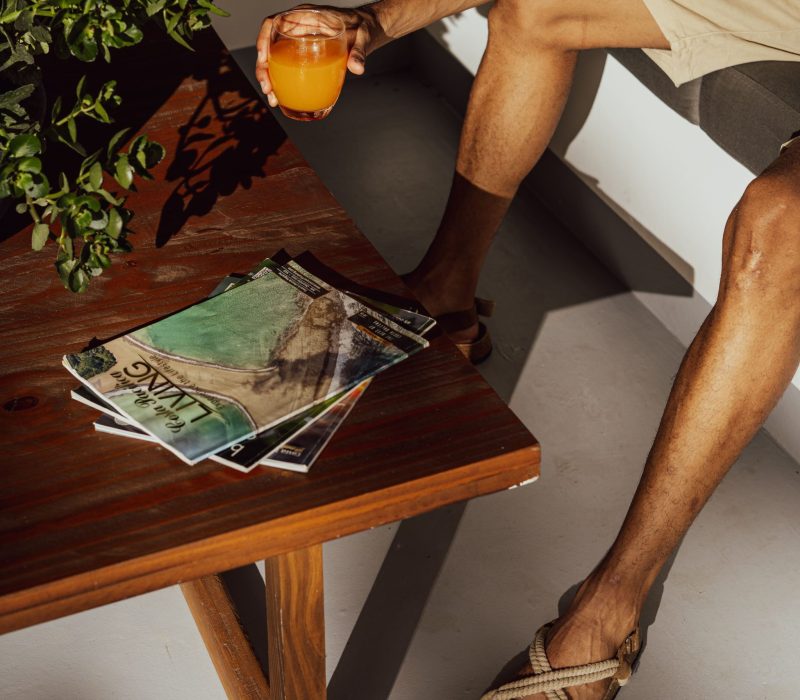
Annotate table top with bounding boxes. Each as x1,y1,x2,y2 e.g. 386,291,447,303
0,30,539,634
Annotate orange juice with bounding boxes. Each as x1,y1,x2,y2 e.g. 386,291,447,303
269,38,347,116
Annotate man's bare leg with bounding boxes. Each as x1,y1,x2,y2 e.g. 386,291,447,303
403,0,669,341
526,141,800,700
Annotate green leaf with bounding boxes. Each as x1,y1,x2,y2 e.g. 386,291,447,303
31,222,49,250
0,45,34,73
30,25,52,43
107,207,122,238
50,95,62,121
13,8,33,32
166,28,192,51
125,25,143,44
62,236,74,259
67,117,77,143
74,209,91,229
69,264,89,293
56,254,77,287
93,101,110,123
114,154,133,188
88,209,109,230
8,133,40,157
67,17,98,62
106,127,130,158
17,156,41,173
77,194,101,212
23,171,48,198
88,161,103,189
96,187,123,206
146,0,167,16
0,84,35,109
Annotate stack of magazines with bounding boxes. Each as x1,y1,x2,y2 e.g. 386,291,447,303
65,252,435,474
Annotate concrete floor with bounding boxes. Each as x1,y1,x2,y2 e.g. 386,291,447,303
3,64,800,700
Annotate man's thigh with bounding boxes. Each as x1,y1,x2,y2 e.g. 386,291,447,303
497,0,670,51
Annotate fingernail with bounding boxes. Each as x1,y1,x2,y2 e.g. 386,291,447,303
260,81,269,93
257,49,265,63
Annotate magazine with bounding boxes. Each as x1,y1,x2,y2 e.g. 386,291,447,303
211,382,364,471
73,267,367,471
74,340,368,472
93,378,369,472
262,379,369,472
64,258,428,464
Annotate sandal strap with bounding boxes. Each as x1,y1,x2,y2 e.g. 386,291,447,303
482,624,640,700
530,624,569,700
434,297,495,334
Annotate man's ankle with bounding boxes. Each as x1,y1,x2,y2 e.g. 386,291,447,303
402,268,479,316
563,572,643,638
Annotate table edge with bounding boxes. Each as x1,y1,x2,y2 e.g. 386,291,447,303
0,443,540,634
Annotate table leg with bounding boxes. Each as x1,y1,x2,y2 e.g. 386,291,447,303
264,544,326,700
181,575,270,699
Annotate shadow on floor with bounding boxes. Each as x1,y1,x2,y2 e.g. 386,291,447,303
223,503,466,700
328,502,467,700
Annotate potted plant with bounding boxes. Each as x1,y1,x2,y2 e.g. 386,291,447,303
0,0,227,292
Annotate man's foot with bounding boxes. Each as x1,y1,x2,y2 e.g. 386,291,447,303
485,579,640,700
400,270,481,343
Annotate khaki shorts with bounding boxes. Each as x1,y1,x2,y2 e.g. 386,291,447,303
641,0,800,85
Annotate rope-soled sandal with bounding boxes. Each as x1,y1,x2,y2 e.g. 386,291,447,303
436,297,495,365
481,622,641,700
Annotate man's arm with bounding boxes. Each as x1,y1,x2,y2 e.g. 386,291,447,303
369,0,489,47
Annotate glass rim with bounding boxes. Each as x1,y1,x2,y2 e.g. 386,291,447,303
273,9,346,41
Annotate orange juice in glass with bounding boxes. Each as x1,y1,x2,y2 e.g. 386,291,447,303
268,10,348,121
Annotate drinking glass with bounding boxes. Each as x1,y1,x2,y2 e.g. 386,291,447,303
268,10,348,121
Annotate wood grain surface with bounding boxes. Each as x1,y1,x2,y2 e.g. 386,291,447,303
181,574,270,699
0,29,540,634
265,545,326,700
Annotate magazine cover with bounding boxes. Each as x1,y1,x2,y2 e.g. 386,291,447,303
211,385,354,471
95,379,370,473
263,378,369,472
244,252,436,337
76,366,355,472
64,263,428,464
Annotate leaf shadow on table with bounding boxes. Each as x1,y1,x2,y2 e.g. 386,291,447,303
154,52,287,248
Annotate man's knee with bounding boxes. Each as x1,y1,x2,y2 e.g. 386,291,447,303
489,0,577,50
722,173,800,298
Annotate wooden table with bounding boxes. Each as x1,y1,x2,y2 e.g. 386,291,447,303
0,30,539,699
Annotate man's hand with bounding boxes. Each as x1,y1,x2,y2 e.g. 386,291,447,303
255,4,380,108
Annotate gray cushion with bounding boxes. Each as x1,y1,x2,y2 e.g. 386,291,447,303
699,61,800,174
608,48,702,124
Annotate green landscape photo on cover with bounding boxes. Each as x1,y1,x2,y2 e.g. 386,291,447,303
64,261,427,464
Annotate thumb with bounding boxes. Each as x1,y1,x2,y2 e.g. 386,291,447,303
347,26,369,75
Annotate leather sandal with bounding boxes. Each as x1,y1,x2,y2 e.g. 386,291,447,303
436,296,494,365
481,622,641,700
